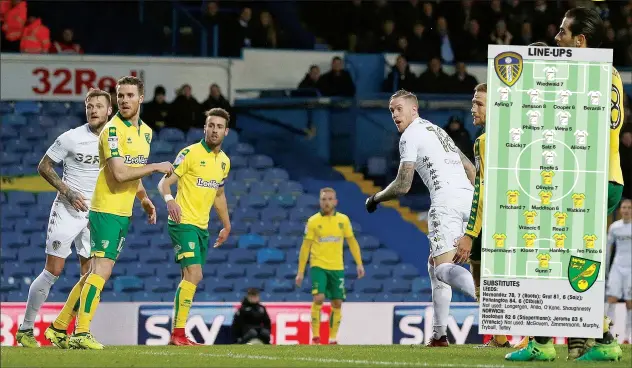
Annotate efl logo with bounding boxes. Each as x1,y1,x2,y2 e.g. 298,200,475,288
392,305,482,345
0,303,71,346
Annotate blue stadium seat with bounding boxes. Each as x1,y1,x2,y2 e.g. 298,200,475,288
296,194,319,210
345,279,354,293
1,218,15,232
14,101,41,115
232,207,260,223
0,113,27,126
221,236,238,249
0,101,13,113
29,233,46,247
393,263,420,280
257,248,285,264
289,207,311,223
248,264,276,279
217,264,247,279
5,291,28,302
357,235,380,251
20,126,47,142
69,102,85,116
278,222,305,237
5,139,33,154
354,279,383,293
207,249,229,264
135,220,162,235
263,168,290,186
1,151,21,166
300,277,312,293
27,115,56,128
127,234,152,249
372,249,400,265
268,235,298,250
351,221,363,234
344,265,358,279
27,204,51,222
15,219,44,234
235,168,261,184
229,221,249,236
268,194,296,208
161,263,182,279
21,152,43,167
149,277,174,293
8,192,36,206
367,264,392,280
3,263,32,279
234,278,265,292
2,165,26,176
277,180,303,196
131,292,162,302
41,102,69,116
375,293,405,303
383,279,412,294
57,115,82,128
230,155,247,170
234,142,254,156
249,181,277,197
277,264,297,280
0,125,18,140
117,248,140,264
18,248,42,264
250,221,279,236
226,181,248,197
128,263,156,279
0,247,18,262
100,292,132,302
249,154,274,170
242,193,267,209
237,234,266,249
185,128,204,143
411,277,432,293
159,128,186,143
139,250,169,264
287,292,312,302
229,248,257,264
37,192,57,205
265,279,294,293
1,205,25,222
261,207,287,222
222,131,239,150
152,141,174,155
210,278,234,293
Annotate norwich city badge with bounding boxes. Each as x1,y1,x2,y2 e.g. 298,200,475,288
568,256,600,293
494,52,523,87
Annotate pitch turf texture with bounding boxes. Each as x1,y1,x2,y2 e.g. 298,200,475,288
2,345,631,367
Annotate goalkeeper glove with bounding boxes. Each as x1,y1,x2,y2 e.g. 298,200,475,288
365,194,378,213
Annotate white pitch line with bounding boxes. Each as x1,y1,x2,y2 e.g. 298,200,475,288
488,167,604,174
139,351,507,368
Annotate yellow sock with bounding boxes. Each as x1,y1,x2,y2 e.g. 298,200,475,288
173,280,197,330
75,274,105,334
52,278,85,331
311,302,322,338
329,307,342,342
493,335,508,344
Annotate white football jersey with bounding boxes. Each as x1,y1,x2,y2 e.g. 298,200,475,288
574,130,588,145
527,89,541,103
587,91,602,106
45,124,100,202
543,66,557,81
542,130,555,143
509,128,524,143
558,90,572,104
557,111,571,126
607,220,632,270
498,87,510,101
527,110,541,126
399,118,473,207
542,151,557,165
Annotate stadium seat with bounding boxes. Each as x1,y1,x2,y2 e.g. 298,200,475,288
217,264,247,279
411,277,432,293
185,128,203,143
393,263,420,280
226,181,249,197
69,102,85,116
57,115,82,128
139,250,169,264
248,264,276,279
0,113,27,126
235,168,261,184
15,219,44,234
256,248,285,264
249,181,277,197
234,142,255,156
221,236,238,249
235,278,265,292
287,292,312,302
8,192,36,207
266,279,294,293
367,264,392,280
268,235,297,250
357,235,380,250
222,131,239,150
27,204,51,222
0,248,18,262
159,128,186,143
14,101,41,115
132,292,162,302
229,248,258,264
1,219,15,232
21,125,48,141
0,101,13,114
263,169,290,186
300,277,312,293
27,115,56,128
288,207,311,223
353,278,383,293
237,234,266,249
366,156,388,176
261,207,287,222
351,221,363,234
242,193,267,209
210,278,234,293
151,141,174,155
2,164,26,176
5,139,32,154
250,221,279,236
117,249,140,264
149,277,174,293
0,125,19,141
230,155,248,169
101,292,132,302
128,263,156,279
29,233,46,247
41,102,69,116
126,234,151,249
268,194,296,208
230,221,250,236
383,279,412,294
296,194,319,210
372,249,400,265
277,264,297,280
249,154,274,170
161,263,182,279
232,207,260,223
1,151,21,166
344,265,358,279
37,192,57,205
278,222,304,237
207,249,229,264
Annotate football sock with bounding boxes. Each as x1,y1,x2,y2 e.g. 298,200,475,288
605,302,616,323
75,274,105,335
627,309,632,341
20,270,58,330
311,302,322,338
173,280,197,330
435,263,477,300
493,335,508,345
534,336,552,344
329,307,342,342
428,261,451,339
53,277,85,331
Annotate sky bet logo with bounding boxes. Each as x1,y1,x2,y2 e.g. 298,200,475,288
392,305,482,345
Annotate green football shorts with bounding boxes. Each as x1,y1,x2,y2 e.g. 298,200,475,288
88,211,130,261
168,221,209,268
310,266,346,300
469,235,482,262
607,182,623,215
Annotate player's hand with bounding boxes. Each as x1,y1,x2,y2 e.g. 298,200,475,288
166,199,181,223
141,197,157,224
356,264,365,279
365,194,378,213
453,235,473,264
153,162,175,177
64,189,89,212
214,227,230,248
295,274,304,287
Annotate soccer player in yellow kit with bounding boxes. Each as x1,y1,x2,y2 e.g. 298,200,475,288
295,188,365,344
68,77,174,349
157,108,232,345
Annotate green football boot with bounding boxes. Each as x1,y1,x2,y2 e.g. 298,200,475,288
505,339,556,361
575,340,623,362
44,326,69,349
69,333,104,350
15,329,39,348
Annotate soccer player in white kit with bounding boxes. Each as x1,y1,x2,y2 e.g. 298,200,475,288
15,89,112,348
365,89,477,346
605,198,632,343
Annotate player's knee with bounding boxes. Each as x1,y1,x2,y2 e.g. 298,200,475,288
79,258,91,276
182,265,203,285
313,294,325,304
331,299,342,308
44,255,66,277
92,257,115,282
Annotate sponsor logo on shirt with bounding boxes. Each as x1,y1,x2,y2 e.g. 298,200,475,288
196,178,220,189
124,155,148,165
318,236,342,243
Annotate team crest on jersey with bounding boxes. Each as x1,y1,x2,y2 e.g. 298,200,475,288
494,52,523,87
52,240,61,251
568,256,600,293
126,137,133,144
101,240,110,249
200,160,206,167
221,162,226,172
145,133,151,144
188,242,196,249
338,222,343,230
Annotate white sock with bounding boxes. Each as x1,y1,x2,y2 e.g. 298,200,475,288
434,263,477,300
605,302,617,323
20,270,58,331
429,261,452,339
627,309,632,341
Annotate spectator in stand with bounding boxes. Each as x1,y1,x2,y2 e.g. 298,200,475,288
417,57,450,94
513,22,533,46
201,1,225,55
460,19,486,62
407,22,435,62
369,0,394,35
50,28,83,54
506,0,529,36
107,86,118,116
142,86,170,131
420,1,436,30
298,65,321,90
231,288,271,345
449,61,478,94
444,116,473,162
168,84,202,131
318,56,356,97
1,0,26,52
20,15,50,54
490,19,513,45
485,0,506,32
396,0,421,35
229,7,253,56
395,36,409,58
544,23,558,47
382,54,417,93
202,84,236,129
377,19,399,52
531,0,558,41
620,130,632,201
435,16,455,63
251,10,277,49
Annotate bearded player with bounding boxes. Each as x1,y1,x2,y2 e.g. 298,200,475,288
68,76,174,349
157,108,232,345
505,7,624,362
365,89,477,346
15,89,111,348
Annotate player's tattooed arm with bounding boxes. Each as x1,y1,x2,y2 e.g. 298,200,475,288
457,148,476,186
38,154,87,211
374,162,415,203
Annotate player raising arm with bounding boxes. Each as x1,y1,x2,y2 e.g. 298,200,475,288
605,199,631,344
15,89,110,348
157,108,232,346
68,76,174,350
295,187,364,345
365,90,476,347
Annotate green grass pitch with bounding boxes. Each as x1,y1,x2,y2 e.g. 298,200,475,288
2,345,631,368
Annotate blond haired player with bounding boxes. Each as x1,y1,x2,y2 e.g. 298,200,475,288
158,108,232,346
68,76,174,350
295,188,365,344
15,89,111,348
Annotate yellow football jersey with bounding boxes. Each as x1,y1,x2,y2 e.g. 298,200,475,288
583,234,597,249
304,211,354,271
171,140,230,229
91,112,152,217
506,190,520,205
553,233,567,248
465,132,486,238
523,210,537,225
492,233,507,247
523,233,536,247
537,253,551,268
539,191,552,205
610,68,624,185
541,171,555,185
554,212,568,226
572,193,586,208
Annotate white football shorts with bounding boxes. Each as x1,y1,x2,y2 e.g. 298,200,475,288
427,205,469,258
606,267,632,300
45,198,91,259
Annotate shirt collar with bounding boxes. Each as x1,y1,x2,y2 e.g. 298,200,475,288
117,111,143,128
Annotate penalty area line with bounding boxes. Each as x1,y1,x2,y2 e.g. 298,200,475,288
139,351,507,368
